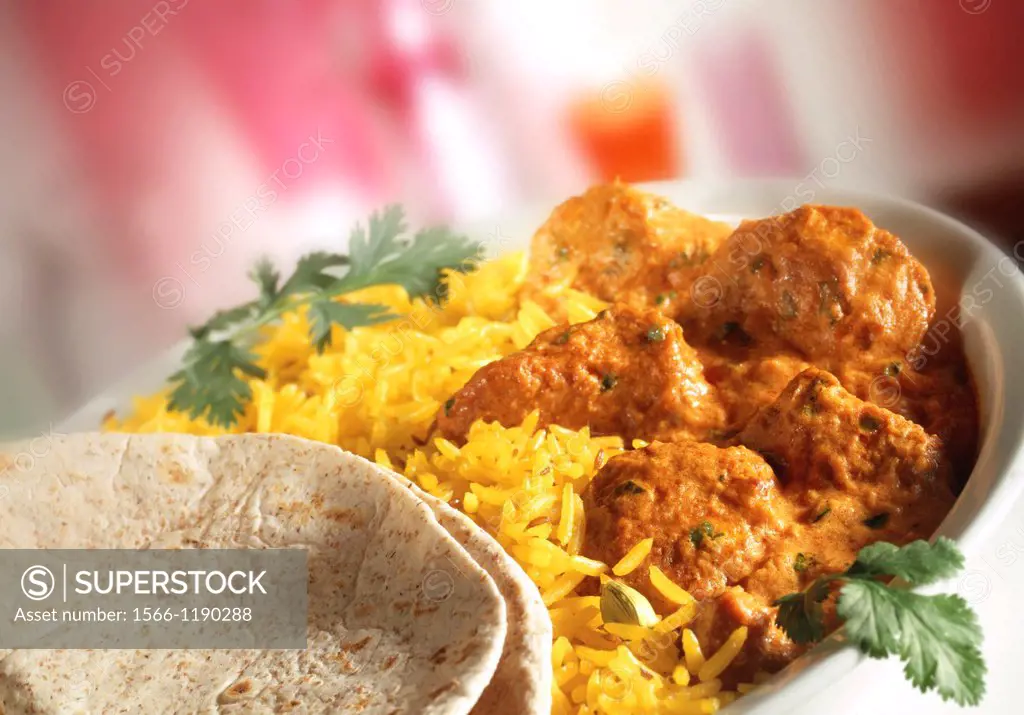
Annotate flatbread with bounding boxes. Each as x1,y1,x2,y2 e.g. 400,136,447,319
405,481,553,715
0,433,507,715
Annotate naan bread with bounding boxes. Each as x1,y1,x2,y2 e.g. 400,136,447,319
406,481,553,715
0,433,507,715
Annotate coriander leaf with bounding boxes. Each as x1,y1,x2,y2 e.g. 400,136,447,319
862,512,890,529
307,300,394,351
898,594,985,706
774,578,832,644
163,206,481,426
839,580,985,706
342,205,482,300
347,205,407,276
613,480,646,496
834,577,903,658
167,339,265,427
189,258,282,339
375,226,484,302
848,538,964,586
280,251,349,296
191,302,259,339
775,595,824,644
774,538,985,705
689,520,715,548
250,257,281,308
645,325,667,342
859,414,882,432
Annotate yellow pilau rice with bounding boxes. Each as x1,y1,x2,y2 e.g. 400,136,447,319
109,253,750,714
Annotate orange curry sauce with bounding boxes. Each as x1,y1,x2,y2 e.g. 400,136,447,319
437,182,979,683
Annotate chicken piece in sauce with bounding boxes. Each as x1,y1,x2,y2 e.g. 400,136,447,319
701,352,812,433
582,441,793,608
698,335,977,481
437,304,724,443
525,182,732,317
690,587,804,685
836,347,978,487
737,368,957,545
582,442,804,684
678,205,936,363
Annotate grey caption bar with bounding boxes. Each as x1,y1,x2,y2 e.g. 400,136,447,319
0,549,308,648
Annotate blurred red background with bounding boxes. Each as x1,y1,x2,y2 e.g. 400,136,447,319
1,0,1022,434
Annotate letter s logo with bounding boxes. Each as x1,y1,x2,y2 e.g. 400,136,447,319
22,565,55,601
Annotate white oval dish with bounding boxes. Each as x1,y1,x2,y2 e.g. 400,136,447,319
61,179,1024,714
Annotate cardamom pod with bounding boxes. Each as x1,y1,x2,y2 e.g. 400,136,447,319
600,579,658,628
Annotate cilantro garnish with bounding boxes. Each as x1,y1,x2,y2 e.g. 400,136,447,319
645,325,667,342
859,414,883,432
774,538,985,706
794,552,814,573
689,521,716,548
167,206,482,427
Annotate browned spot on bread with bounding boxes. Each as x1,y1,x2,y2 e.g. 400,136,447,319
341,635,372,653
335,653,358,673
166,465,190,484
225,678,252,697
428,682,458,700
325,508,367,528
414,602,440,616
455,643,476,665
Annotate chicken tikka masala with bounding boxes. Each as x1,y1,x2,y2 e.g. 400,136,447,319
436,181,978,683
